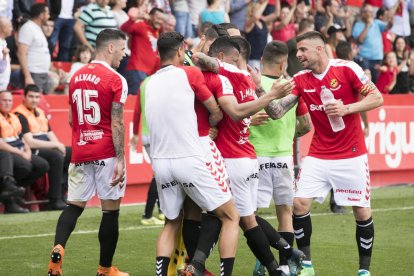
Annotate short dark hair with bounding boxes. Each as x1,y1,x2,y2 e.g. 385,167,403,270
212,24,229,37
30,3,48,18
95,29,126,50
218,23,239,32
24,84,41,96
149,7,164,15
298,18,314,33
335,41,352,60
262,41,288,65
296,31,326,44
204,26,220,41
208,36,240,57
157,31,184,61
230,36,251,61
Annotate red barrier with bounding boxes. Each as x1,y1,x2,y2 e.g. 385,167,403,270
12,94,413,205
12,95,153,205
298,94,414,187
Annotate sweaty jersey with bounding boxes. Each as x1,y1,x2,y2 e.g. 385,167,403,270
214,60,257,159
292,59,370,159
69,60,128,163
145,65,212,158
195,72,233,137
250,75,308,157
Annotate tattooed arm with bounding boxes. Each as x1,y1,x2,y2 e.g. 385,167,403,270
191,52,220,73
265,94,299,120
111,102,125,186
295,113,312,138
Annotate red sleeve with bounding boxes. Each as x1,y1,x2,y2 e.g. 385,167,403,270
183,66,213,102
120,19,145,35
295,96,308,116
291,75,301,97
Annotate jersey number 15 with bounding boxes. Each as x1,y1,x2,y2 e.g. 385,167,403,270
72,89,101,125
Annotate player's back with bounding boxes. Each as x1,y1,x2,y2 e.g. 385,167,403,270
69,61,127,162
145,65,206,159
214,61,257,159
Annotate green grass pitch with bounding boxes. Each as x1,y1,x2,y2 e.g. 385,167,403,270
1,185,413,275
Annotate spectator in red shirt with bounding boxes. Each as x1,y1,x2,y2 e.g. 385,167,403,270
120,7,164,95
376,51,399,93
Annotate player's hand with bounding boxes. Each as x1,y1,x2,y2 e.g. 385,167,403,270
363,126,369,138
209,127,218,140
251,112,270,126
2,46,9,57
247,64,261,89
111,157,125,186
129,134,139,150
324,100,347,117
269,78,294,99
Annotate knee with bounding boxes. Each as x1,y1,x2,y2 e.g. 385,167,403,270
293,198,311,215
353,206,371,221
239,215,256,231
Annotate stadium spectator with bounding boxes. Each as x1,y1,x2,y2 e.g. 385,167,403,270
384,0,414,37
0,90,49,212
14,84,70,210
199,0,229,25
352,4,388,83
249,40,311,276
228,0,250,31
47,29,128,276
325,24,346,58
0,0,13,20
17,3,51,92
245,0,270,70
66,44,92,84
376,7,395,54
49,0,77,61
109,0,130,78
120,7,164,95
0,16,12,90
188,0,207,37
271,0,297,42
376,51,399,94
73,0,117,52
0,150,27,213
163,13,176,32
172,0,193,38
265,31,383,276
314,0,349,38
391,36,411,94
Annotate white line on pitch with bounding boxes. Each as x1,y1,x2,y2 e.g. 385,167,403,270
1,205,413,241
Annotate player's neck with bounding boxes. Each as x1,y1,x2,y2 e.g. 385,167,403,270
262,66,281,78
237,60,248,71
312,57,330,75
94,54,112,68
161,59,180,67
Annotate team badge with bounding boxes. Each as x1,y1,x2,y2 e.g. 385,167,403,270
330,78,339,88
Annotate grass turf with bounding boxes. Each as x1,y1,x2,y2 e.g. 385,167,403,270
1,185,413,275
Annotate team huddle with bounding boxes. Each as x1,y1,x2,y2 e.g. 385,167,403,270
46,24,383,276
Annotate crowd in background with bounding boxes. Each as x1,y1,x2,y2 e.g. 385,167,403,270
1,0,414,95
1,0,414,213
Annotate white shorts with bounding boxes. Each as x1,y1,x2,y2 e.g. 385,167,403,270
257,156,295,208
295,155,371,207
68,157,126,202
225,158,259,217
200,136,229,181
152,155,232,220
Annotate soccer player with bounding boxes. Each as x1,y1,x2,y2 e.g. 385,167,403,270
146,31,239,276
194,36,305,276
47,29,129,276
249,41,312,276
263,31,383,276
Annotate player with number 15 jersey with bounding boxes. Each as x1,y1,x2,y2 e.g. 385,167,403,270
69,61,128,163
